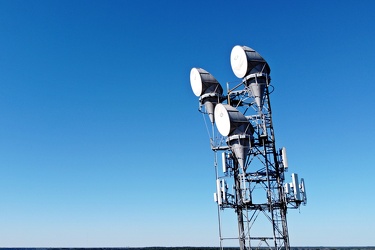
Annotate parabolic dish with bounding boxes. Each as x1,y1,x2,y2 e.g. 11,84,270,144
230,45,270,78
214,104,232,136
230,45,249,79
190,68,204,97
190,67,222,97
215,104,251,136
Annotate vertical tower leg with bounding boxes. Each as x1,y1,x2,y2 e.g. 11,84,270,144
234,163,246,250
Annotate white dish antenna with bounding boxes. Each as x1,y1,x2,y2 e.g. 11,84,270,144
230,45,270,78
214,104,252,137
190,68,223,97
190,67,223,123
214,104,253,169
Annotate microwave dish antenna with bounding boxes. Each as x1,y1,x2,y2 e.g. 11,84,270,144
190,67,223,123
230,45,270,78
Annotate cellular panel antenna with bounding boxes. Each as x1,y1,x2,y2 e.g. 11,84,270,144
190,45,307,250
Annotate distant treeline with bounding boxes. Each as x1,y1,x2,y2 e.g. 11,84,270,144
1,247,375,250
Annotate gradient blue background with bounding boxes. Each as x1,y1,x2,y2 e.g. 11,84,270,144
0,0,374,247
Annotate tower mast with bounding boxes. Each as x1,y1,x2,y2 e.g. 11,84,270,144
190,45,307,250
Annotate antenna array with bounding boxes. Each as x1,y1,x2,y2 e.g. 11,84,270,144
190,45,306,250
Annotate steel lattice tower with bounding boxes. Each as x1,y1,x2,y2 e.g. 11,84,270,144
190,46,306,250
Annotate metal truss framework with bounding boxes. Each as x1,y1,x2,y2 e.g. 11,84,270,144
203,74,302,250
191,45,306,250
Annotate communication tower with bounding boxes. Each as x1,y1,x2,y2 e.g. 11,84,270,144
190,46,307,250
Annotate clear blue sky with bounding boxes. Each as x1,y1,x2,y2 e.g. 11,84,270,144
0,0,374,247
